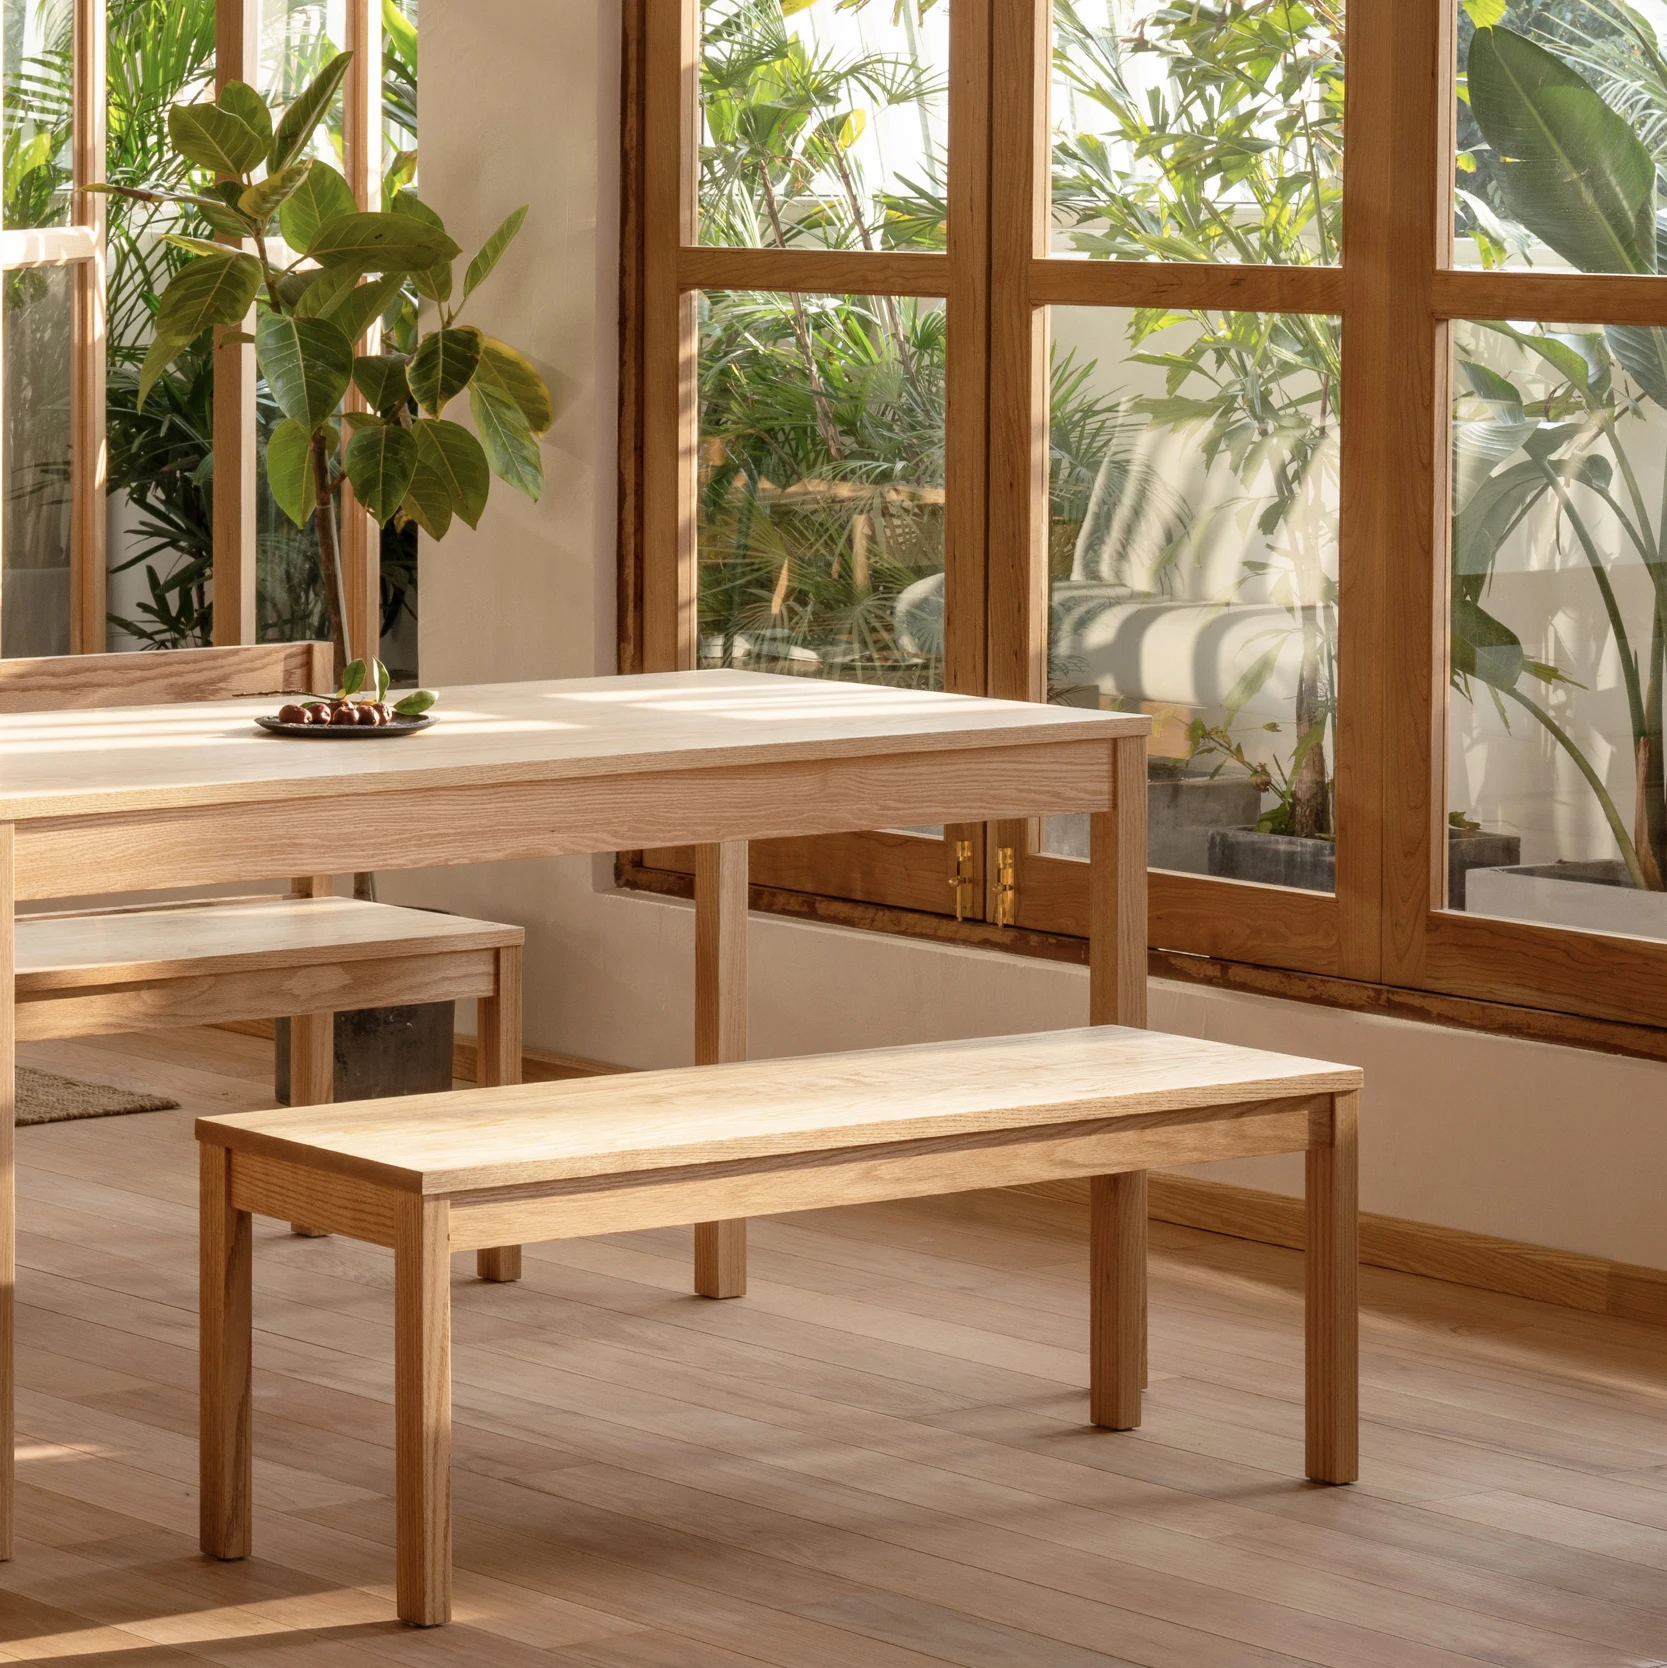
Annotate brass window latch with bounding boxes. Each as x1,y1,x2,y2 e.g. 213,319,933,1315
994,845,1016,927
948,839,974,922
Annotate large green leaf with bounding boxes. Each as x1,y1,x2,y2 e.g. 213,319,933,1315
329,273,407,343
269,50,353,172
156,251,262,343
256,311,354,427
353,353,411,413
1467,26,1656,275
136,330,186,410
407,327,482,415
168,98,269,177
266,417,319,528
469,376,543,501
345,420,419,524
308,210,460,271
1452,596,1526,691
238,160,312,227
413,418,490,528
400,456,455,540
277,160,356,253
464,205,527,300
476,337,552,435
1606,324,1667,409
388,187,446,231
219,81,273,145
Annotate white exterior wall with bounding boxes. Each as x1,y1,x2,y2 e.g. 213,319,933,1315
397,0,1667,1275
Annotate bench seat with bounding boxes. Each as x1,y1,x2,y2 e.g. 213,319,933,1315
196,1025,1363,1627
16,895,520,1038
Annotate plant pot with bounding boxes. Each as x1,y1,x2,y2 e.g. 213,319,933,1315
1462,860,1667,941
1446,832,1522,909
274,1001,455,1105
1207,827,1336,892
1042,770,1262,870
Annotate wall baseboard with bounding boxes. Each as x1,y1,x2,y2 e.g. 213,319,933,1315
1021,1174,1667,1328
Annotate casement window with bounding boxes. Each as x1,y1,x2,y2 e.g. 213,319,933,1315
638,0,1667,1041
1,0,404,666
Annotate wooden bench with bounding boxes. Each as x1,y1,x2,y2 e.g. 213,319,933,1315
2,642,528,1277
196,1025,1363,1626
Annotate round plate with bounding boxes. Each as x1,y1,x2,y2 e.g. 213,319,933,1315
255,714,435,739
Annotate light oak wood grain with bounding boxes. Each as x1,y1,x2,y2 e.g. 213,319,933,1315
0,642,331,712
197,1022,1359,1624
694,842,749,1299
0,827,11,1559
475,944,525,1285
0,672,1143,823
198,1141,251,1558
677,247,951,297
69,0,106,657
1030,258,1344,313
199,1028,1357,1196
393,1191,450,1626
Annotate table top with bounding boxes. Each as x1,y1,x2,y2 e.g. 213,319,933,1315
0,670,1146,822
198,1027,1358,1194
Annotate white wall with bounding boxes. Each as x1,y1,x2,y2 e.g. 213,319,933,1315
400,0,1667,1275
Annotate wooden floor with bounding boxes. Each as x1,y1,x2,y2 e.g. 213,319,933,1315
2,1030,1665,1667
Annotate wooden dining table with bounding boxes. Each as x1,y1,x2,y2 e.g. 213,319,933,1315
0,667,1150,1553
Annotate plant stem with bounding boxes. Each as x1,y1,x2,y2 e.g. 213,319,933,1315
1502,683,1649,891
309,427,352,671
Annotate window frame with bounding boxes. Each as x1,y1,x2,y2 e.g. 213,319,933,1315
0,0,386,661
621,0,1667,1037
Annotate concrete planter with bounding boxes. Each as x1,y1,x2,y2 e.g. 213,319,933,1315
1464,860,1667,941
1207,828,1521,899
1044,770,1262,871
274,1002,455,1105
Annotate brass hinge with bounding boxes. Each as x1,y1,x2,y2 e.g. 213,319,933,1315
993,845,1016,927
948,838,975,922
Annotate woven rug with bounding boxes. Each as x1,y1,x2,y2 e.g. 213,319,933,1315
16,1067,179,1126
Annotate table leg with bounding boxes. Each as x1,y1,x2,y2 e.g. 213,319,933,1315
477,944,524,1283
1090,736,1150,1387
693,840,747,1300
289,875,334,1239
395,1193,452,1626
200,1142,252,1559
1307,1089,1359,1484
1089,1171,1146,1430
0,825,14,1560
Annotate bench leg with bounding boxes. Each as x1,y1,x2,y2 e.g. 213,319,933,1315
1089,1171,1146,1430
694,841,748,1300
200,1142,253,1560
287,1010,334,1237
476,944,524,1284
395,1194,452,1626
1306,1089,1359,1484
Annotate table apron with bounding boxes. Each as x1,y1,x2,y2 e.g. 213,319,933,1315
7,740,1118,898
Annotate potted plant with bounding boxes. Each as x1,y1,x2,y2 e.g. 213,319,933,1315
91,45,552,671
1450,17,1667,932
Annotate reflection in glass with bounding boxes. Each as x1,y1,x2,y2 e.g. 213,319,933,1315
1041,306,1340,891
3,0,75,229
1449,317,1667,940
1051,0,1343,265
699,0,948,252
1455,4,1667,273
698,290,946,690
4,266,73,658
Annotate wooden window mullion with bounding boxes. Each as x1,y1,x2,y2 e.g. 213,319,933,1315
69,0,107,654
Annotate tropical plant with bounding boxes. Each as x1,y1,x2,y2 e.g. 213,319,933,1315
95,49,551,668
1051,0,1344,838
1457,18,1667,889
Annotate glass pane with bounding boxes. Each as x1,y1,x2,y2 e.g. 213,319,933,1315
4,265,73,657
259,0,349,143
3,0,75,229
382,0,419,679
1043,305,1341,892
1051,0,1343,265
1449,317,1667,940
699,0,949,251
698,289,946,689
1454,4,1667,273
105,1,218,648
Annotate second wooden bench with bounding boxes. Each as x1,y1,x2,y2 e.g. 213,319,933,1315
196,1025,1363,1626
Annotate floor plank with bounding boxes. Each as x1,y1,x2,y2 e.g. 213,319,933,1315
0,1026,1662,1668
